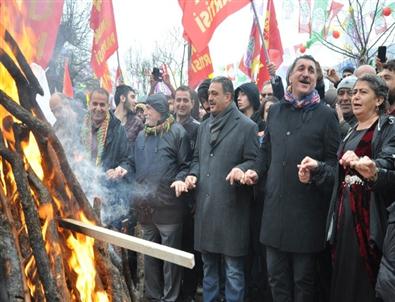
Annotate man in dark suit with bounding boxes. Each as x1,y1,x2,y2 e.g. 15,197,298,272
185,76,259,302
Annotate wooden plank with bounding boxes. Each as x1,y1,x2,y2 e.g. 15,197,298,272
58,218,195,269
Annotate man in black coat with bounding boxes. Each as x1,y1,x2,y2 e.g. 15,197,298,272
243,55,340,302
185,76,259,302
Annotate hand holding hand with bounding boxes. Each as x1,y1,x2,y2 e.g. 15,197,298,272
350,156,377,181
106,166,127,180
339,151,359,169
185,175,197,189
225,167,244,185
243,169,259,185
170,180,188,197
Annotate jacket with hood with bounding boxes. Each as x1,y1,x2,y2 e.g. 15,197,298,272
235,82,265,131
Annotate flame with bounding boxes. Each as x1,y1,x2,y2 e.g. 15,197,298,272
1,2,110,301
66,212,109,302
21,132,44,180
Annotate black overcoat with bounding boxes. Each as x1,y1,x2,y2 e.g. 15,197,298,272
256,100,340,253
190,104,259,257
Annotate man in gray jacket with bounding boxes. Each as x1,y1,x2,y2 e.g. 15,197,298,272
185,76,259,302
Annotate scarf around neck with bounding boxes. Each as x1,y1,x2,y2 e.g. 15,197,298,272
284,89,320,111
209,102,235,146
144,114,175,136
81,111,110,166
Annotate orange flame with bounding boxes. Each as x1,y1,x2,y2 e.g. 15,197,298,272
66,212,109,302
1,2,109,301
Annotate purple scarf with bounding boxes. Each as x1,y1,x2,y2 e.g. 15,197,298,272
284,89,320,111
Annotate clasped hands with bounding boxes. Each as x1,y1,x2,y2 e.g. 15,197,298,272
297,151,377,184
170,168,260,198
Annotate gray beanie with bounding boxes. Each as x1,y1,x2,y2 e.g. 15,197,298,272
337,75,358,92
146,94,169,117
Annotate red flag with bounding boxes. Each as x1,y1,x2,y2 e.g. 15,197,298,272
1,0,64,67
328,1,344,23
239,20,261,79
115,65,124,86
90,0,118,77
188,42,214,89
63,59,73,98
298,0,312,34
100,63,113,93
257,0,284,91
179,0,250,53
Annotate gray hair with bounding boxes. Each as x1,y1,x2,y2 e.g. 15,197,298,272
356,74,389,113
211,76,234,99
286,55,318,86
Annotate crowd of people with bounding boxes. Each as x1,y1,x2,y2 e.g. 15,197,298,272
49,55,395,302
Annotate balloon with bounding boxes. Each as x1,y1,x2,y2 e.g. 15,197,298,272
300,46,306,53
332,31,340,39
383,7,391,16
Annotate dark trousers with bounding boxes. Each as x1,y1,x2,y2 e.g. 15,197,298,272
266,246,316,302
141,223,183,302
180,210,203,301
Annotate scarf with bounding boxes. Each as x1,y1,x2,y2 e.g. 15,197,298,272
209,102,235,146
81,111,110,166
337,119,381,285
284,89,320,111
144,114,174,136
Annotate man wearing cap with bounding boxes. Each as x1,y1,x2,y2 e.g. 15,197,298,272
128,93,191,302
335,75,358,138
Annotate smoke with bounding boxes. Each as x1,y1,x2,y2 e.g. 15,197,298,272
52,105,156,228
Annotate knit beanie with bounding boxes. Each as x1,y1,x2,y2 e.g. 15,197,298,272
337,75,357,92
234,82,260,111
146,94,169,118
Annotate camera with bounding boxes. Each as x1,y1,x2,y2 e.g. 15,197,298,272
152,67,163,82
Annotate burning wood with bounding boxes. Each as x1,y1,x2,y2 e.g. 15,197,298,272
0,29,134,301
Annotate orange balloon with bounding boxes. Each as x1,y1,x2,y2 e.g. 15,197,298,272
300,46,306,53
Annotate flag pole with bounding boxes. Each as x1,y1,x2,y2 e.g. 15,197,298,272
250,0,270,65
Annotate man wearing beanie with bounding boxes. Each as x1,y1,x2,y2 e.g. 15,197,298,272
336,75,358,138
129,93,192,302
235,82,265,131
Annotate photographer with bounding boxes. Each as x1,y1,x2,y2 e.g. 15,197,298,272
149,66,175,98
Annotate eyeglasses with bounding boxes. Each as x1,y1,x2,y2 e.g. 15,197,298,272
261,93,273,98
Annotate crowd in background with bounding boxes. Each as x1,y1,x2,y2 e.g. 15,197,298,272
49,55,395,302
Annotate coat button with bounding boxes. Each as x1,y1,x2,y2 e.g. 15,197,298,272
282,161,286,166
286,131,291,136
207,173,210,177
210,153,214,157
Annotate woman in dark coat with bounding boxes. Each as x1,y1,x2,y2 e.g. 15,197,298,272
298,74,395,302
